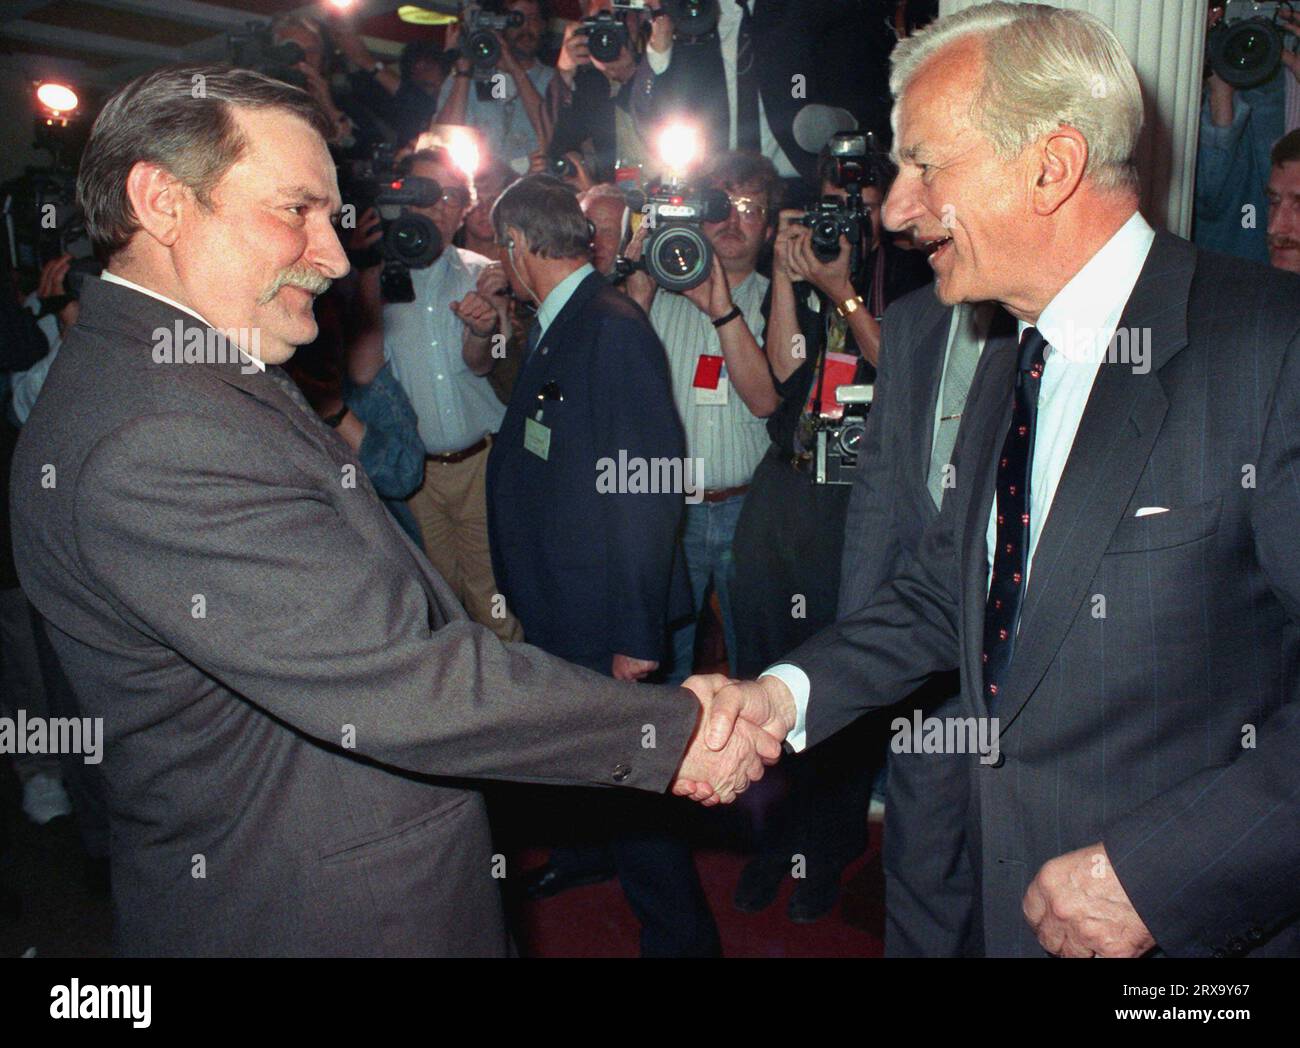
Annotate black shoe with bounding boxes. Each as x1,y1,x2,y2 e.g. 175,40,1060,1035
520,863,615,901
733,855,788,913
787,874,841,924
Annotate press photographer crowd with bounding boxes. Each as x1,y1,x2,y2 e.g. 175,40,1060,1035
0,0,1298,962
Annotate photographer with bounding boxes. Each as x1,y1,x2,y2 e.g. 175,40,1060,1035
436,0,554,172
622,151,779,682
347,147,522,642
546,0,656,183
725,144,930,923
634,0,895,192
1194,1,1300,263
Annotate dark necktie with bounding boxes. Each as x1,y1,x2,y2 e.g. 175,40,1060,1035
981,327,1048,712
526,318,542,357
735,1,761,153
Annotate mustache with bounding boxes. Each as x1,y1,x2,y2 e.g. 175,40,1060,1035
258,266,331,306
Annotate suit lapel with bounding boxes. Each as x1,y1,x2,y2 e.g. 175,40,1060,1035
992,232,1195,728
911,303,952,482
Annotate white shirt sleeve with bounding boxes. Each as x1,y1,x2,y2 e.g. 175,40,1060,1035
759,664,810,753
645,41,673,75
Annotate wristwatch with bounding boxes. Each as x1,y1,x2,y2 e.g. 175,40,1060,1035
835,294,865,319
323,405,350,429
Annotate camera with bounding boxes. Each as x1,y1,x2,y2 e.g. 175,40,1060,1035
797,131,885,275
1209,1,1299,88
227,22,307,89
581,9,632,64
811,385,873,486
615,178,730,292
461,3,525,80
344,145,445,304
665,0,720,39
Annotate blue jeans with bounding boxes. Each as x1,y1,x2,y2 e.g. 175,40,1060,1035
667,495,744,684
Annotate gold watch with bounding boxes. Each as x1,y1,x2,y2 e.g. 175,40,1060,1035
835,294,865,319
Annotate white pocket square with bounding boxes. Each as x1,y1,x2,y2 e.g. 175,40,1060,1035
1134,506,1169,518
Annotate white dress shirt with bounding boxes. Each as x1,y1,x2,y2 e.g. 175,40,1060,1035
382,246,507,455
646,1,799,178
771,211,1157,751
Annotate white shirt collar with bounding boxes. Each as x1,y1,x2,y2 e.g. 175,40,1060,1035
100,270,266,371
1022,210,1156,367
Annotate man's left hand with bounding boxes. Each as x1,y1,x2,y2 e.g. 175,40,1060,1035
1023,842,1156,957
682,253,733,321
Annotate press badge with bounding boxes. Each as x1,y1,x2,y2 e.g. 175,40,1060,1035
524,414,551,460
693,354,728,406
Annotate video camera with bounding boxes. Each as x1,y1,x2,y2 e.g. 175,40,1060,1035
796,131,886,278
227,22,307,89
1209,1,1299,88
614,177,731,292
581,1,719,62
343,144,446,304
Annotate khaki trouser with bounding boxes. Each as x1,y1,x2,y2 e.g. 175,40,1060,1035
406,440,523,643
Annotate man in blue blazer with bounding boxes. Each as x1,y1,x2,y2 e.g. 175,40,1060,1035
486,174,718,955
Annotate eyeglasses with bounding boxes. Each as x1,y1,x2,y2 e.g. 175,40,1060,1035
439,186,473,209
727,195,769,222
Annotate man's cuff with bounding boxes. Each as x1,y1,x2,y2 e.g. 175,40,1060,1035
646,43,672,75
759,664,809,752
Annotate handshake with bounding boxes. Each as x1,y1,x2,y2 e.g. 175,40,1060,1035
670,674,799,805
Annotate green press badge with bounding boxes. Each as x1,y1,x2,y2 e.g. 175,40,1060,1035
524,415,551,460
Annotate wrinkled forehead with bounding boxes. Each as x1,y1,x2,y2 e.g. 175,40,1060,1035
228,107,339,203
893,40,986,158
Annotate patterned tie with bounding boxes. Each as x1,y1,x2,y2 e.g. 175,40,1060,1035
734,1,761,153
981,326,1048,712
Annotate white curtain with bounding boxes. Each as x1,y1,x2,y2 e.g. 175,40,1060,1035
937,0,1208,235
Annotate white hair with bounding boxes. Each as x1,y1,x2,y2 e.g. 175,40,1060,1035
890,1,1143,191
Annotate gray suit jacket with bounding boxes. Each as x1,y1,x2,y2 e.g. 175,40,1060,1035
10,277,698,957
792,232,1300,957
838,289,1016,956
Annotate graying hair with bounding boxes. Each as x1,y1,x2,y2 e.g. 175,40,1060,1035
77,65,334,261
890,1,1143,192
492,174,591,260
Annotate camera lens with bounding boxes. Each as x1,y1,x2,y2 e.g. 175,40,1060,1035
385,215,443,268
588,25,624,63
1209,17,1283,88
468,30,500,67
646,225,711,292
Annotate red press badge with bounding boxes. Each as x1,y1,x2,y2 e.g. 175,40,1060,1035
693,354,724,390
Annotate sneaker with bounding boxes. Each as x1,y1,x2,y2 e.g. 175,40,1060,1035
21,772,72,825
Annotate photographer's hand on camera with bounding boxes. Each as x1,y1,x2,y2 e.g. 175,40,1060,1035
557,19,594,87
475,262,514,337
648,7,674,56
619,220,657,313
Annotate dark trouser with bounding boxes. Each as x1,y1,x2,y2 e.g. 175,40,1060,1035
730,447,884,882
544,788,720,958
31,605,110,859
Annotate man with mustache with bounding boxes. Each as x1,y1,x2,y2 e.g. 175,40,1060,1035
1267,130,1300,274
436,0,554,173
9,65,781,956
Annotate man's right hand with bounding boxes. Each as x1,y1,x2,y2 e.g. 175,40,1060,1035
672,674,796,805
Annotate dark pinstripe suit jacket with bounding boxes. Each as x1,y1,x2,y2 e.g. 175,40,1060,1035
838,289,1016,956
10,276,698,956
791,231,1300,957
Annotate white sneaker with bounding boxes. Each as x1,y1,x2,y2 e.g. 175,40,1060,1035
21,771,73,825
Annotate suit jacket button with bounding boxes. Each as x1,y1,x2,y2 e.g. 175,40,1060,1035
611,763,631,783
1246,926,1263,942
1211,948,1226,959
1226,937,1245,955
